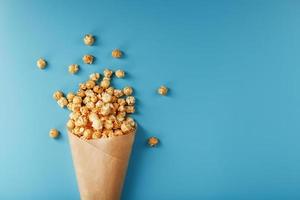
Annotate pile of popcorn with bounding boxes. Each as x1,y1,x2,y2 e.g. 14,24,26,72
38,33,168,146
53,68,136,140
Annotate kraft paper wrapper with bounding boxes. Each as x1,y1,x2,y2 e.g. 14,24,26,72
68,131,135,200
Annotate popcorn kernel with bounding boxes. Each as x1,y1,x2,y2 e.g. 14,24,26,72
123,86,133,96
69,64,79,74
49,128,59,138
89,73,100,81
148,137,159,147
82,54,94,64
115,70,125,78
158,85,168,96
112,49,123,58
57,97,68,108
83,34,95,46
37,58,47,69
104,69,113,78
53,91,63,101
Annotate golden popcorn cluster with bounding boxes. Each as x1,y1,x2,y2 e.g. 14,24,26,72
53,68,136,140
37,33,168,146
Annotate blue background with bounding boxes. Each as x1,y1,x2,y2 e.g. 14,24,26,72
1,0,300,199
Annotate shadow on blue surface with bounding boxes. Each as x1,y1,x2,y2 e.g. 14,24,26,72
122,125,148,200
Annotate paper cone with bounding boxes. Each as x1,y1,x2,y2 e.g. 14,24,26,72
68,131,135,200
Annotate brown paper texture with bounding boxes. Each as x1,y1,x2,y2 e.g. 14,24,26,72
68,131,135,200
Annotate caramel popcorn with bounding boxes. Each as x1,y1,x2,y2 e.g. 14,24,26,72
37,58,47,69
57,97,68,108
104,69,113,78
158,85,168,96
68,64,79,74
83,34,95,46
115,70,125,78
102,93,112,103
53,91,64,101
125,106,135,114
79,83,87,90
121,120,135,134
75,116,88,127
106,87,114,95
67,119,75,129
73,96,82,104
100,78,110,89
114,89,123,98
112,49,123,58
49,128,59,138
64,71,137,140
148,137,159,147
82,129,93,139
77,89,86,97
123,86,133,96
89,73,100,81
101,103,113,116
67,92,75,102
126,96,135,105
93,85,103,94
104,120,114,130
82,54,94,64
92,131,102,139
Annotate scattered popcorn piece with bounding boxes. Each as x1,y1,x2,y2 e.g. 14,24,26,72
148,137,159,147
89,73,100,81
112,49,123,58
115,70,125,78
104,69,113,78
57,97,68,108
158,85,168,96
53,91,64,101
69,64,79,74
49,128,59,139
123,86,133,96
37,58,47,69
83,34,95,46
82,54,94,64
